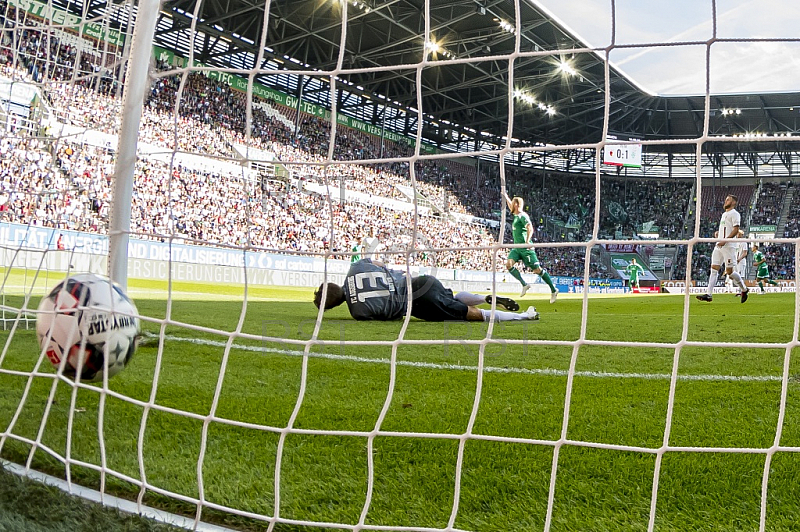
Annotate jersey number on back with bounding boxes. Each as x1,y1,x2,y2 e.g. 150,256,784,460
354,272,393,302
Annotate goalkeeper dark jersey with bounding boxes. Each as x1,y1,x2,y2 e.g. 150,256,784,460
343,259,409,320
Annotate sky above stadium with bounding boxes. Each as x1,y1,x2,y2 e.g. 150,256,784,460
533,0,800,95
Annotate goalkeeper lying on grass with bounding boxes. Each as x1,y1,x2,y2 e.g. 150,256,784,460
314,259,539,322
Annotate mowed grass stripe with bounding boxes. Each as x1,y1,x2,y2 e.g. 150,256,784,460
143,332,785,383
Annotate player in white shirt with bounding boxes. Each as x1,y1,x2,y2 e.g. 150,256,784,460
697,195,749,303
724,230,748,294
361,227,383,261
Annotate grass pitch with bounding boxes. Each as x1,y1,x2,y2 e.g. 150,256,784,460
0,464,183,532
1,272,800,531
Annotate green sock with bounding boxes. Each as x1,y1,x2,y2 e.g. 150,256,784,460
540,269,557,293
509,267,526,286
768,279,779,286
758,281,764,292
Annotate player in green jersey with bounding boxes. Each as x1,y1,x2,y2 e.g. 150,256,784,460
350,241,362,263
752,242,779,292
625,258,645,291
502,192,558,303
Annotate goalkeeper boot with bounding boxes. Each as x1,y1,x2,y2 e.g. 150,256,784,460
486,295,519,312
696,294,713,302
740,289,749,303
519,284,530,298
550,291,558,304
524,306,540,320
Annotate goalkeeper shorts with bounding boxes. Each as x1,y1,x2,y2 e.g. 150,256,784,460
409,276,469,322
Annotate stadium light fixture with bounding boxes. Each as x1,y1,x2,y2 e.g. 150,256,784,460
337,0,371,11
558,60,577,76
425,41,442,54
425,40,455,59
514,90,537,105
513,89,556,115
498,19,515,34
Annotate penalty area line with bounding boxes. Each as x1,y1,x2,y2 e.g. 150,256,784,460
143,332,783,383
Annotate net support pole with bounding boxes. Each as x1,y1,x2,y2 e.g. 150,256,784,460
108,0,161,290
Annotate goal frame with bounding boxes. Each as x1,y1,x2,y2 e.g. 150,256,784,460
107,0,160,291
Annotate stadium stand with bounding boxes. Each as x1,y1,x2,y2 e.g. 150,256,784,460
783,191,800,238
0,12,707,280
700,184,755,221
750,182,788,226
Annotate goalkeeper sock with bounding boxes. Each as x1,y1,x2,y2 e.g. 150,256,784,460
509,267,526,286
455,292,487,306
730,271,746,291
758,281,764,292
540,269,557,293
707,269,719,297
480,309,529,322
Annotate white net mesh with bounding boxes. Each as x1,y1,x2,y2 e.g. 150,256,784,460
1,0,800,530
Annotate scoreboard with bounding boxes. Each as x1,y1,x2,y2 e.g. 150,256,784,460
603,135,643,168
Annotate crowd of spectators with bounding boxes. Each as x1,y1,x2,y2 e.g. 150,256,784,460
671,219,716,281
768,244,796,279
599,179,691,239
0,131,506,270
783,191,800,238
0,13,771,282
673,244,712,282
751,182,788,226
497,169,693,242
0,1,120,94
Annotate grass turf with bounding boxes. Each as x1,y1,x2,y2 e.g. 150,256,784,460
0,464,184,532
1,272,800,531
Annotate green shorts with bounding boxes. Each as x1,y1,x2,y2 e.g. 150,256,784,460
756,267,770,279
508,248,540,270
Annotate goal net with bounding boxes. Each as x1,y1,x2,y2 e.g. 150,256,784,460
1,0,799,530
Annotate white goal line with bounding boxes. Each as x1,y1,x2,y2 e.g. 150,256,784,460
142,332,784,384
1,460,233,532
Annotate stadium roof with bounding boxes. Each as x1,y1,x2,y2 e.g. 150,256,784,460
56,1,800,153
155,0,800,150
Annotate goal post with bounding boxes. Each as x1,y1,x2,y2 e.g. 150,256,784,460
107,0,160,292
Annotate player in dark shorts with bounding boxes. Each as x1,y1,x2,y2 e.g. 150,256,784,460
314,259,540,322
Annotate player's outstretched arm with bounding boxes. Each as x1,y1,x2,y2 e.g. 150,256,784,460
502,191,513,211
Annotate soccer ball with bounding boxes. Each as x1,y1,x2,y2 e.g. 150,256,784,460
36,273,140,382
